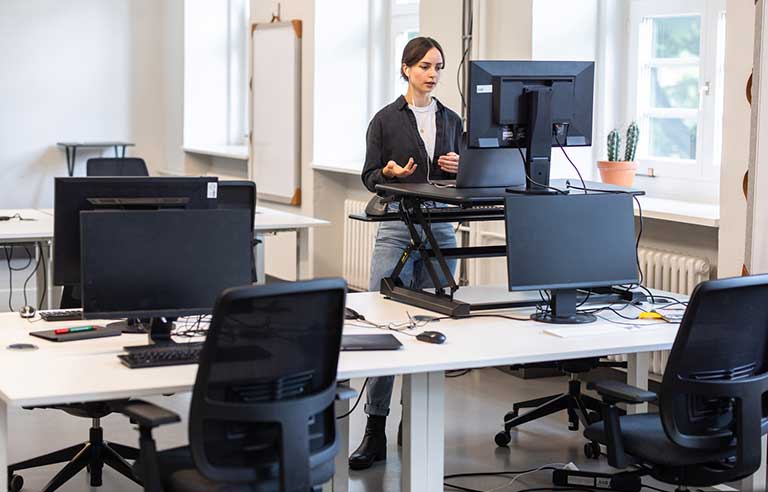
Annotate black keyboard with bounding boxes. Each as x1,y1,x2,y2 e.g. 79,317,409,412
39,309,83,322
118,342,203,369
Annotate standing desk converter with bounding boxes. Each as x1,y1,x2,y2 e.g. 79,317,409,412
355,180,644,316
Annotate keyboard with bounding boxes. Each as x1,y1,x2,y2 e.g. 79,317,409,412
118,342,203,369
39,309,83,322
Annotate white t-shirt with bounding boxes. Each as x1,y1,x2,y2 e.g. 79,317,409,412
409,98,437,163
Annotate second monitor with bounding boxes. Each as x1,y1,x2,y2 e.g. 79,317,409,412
505,193,638,324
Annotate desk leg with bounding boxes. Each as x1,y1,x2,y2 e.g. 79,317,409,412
254,233,266,284
402,371,444,492
296,228,310,280
328,381,350,492
0,400,8,492
736,435,767,491
35,241,53,310
65,146,76,177
626,352,649,414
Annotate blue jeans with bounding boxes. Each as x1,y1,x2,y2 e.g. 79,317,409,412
364,220,457,416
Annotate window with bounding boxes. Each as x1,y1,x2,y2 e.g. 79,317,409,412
627,0,726,181
183,0,250,150
389,0,420,100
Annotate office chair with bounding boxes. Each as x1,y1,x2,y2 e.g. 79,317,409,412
86,157,149,176
218,181,259,282
8,400,140,492
494,357,626,446
117,278,354,492
553,275,768,491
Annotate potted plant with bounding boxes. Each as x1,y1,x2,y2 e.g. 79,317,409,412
597,122,639,187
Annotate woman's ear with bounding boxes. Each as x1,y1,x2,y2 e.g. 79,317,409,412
402,64,409,79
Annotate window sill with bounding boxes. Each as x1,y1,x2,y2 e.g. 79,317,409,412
183,145,248,160
634,196,719,228
312,161,362,176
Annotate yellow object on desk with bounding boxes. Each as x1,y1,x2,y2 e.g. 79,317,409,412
638,311,664,320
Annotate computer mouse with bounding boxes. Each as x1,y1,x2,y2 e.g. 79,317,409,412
416,330,446,344
18,305,36,319
345,307,364,320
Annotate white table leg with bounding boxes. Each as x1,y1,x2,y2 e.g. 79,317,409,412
329,381,350,492
254,233,266,284
626,352,649,414
402,371,444,492
0,400,7,492
737,434,767,491
296,228,310,280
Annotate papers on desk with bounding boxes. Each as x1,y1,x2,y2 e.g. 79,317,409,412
544,322,670,338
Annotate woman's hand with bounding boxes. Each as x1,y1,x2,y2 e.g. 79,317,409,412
383,157,418,178
437,152,459,174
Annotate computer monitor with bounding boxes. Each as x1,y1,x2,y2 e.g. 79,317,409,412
79,209,252,343
504,193,638,324
54,177,218,287
467,60,594,193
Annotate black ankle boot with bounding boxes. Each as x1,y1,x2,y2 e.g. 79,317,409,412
349,415,387,470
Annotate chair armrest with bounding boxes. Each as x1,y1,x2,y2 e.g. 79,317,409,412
588,380,657,404
114,400,181,429
336,385,358,401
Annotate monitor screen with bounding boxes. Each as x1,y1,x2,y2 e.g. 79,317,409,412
54,177,218,287
79,209,252,320
505,193,638,292
467,60,594,149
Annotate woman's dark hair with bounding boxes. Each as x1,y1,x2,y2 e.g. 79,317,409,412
401,37,445,81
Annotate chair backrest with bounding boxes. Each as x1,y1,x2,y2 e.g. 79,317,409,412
660,274,768,481
189,278,346,492
86,157,149,176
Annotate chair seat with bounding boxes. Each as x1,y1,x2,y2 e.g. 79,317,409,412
585,413,735,467
135,446,334,492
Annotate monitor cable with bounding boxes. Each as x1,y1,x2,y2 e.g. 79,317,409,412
554,135,588,194
335,378,368,420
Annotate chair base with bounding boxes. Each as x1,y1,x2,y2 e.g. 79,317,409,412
8,423,140,492
495,379,602,447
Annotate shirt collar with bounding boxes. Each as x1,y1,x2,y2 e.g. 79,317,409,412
396,94,446,112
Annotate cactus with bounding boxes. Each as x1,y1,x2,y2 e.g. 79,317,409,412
607,129,621,162
624,121,639,162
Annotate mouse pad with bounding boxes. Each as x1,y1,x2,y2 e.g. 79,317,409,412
341,334,402,351
30,325,120,342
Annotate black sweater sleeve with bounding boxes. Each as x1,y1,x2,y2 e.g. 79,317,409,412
361,116,390,193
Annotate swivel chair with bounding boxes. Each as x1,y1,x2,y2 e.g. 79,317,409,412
118,278,354,492
218,181,259,283
553,275,768,491
494,357,626,447
86,157,149,177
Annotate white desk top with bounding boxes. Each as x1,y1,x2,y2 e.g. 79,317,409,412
0,209,55,243
254,206,329,231
0,288,680,407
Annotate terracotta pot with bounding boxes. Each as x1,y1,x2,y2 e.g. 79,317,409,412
597,161,638,187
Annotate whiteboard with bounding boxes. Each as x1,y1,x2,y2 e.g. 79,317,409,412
249,21,302,205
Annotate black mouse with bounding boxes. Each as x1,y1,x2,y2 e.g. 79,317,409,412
416,330,446,344
18,305,36,319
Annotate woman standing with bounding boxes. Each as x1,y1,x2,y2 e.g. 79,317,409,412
352,36,462,470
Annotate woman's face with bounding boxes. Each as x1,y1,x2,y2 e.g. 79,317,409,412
404,47,443,94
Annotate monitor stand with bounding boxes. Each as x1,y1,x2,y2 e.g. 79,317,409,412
106,318,148,334
530,289,596,324
147,317,177,345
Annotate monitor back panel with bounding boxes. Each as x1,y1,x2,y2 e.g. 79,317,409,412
80,209,252,319
504,193,638,291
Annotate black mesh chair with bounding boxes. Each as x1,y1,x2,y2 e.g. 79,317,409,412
118,278,353,492
553,275,768,491
86,157,149,176
218,181,259,283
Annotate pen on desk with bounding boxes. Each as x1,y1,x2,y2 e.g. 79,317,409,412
54,326,96,335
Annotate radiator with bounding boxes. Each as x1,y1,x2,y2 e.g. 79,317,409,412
342,200,377,291
613,246,711,376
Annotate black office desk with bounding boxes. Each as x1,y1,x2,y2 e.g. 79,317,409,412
359,180,645,316
56,141,136,176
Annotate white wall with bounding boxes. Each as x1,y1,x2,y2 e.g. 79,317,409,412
718,0,755,277
0,0,171,208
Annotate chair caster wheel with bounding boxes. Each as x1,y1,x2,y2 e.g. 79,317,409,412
495,431,511,447
504,410,517,422
9,473,23,492
584,441,601,459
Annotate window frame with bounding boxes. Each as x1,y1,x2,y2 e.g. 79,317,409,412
626,0,726,181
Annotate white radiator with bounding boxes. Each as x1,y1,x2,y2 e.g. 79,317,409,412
342,200,377,291
613,246,711,376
